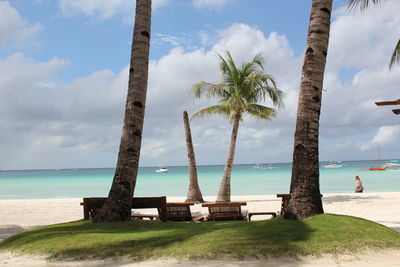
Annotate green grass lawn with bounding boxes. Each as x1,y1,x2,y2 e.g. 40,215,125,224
1,214,399,261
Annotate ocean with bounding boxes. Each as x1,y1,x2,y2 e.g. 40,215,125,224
0,160,399,199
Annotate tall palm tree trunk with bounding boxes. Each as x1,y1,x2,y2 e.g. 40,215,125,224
93,0,152,223
284,0,332,220
183,111,204,203
217,114,240,202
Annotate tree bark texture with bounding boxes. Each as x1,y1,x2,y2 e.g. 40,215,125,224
285,0,332,220
216,114,240,202
183,111,204,203
93,0,152,222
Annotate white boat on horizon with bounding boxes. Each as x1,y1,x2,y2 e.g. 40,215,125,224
254,163,278,170
155,167,168,173
324,162,343,169
385,160,400,170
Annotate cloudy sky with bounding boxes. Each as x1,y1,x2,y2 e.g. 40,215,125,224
0,0,399,170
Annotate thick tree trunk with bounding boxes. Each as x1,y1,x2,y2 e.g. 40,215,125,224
216,114,240,202
93,0,152,223
183,111,204,203
284,0,332,220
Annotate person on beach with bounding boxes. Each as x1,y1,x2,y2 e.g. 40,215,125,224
355,176,363,193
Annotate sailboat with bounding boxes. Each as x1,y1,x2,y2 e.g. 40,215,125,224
367,145,386,171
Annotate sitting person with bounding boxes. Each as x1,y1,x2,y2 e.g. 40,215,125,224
355,175,364,193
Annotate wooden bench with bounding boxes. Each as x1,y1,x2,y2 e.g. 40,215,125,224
248,212,277,221
80,196,167,222
166,202,195,221
202,202,247,221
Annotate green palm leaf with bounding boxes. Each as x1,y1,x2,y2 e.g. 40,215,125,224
192,82,230,99
389,39,400,70
348,0,381,10
191,105,232,120
244,104,276,120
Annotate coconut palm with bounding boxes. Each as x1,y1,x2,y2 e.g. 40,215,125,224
348,0,400,69
192,52,283,202
183,111,204,203
284,0,333,220
93,0,152,222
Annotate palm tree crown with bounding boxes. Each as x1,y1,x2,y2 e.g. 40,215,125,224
192,52,283,121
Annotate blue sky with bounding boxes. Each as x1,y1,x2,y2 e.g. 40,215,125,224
0,0,399,169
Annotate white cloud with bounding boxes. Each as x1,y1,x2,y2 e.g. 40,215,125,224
192,0,232,10
0,1,42,48
57,0,233,20
329,0,400,70
154,34,182,46
0,53,126,169
0,23,299,169
361,126,400,151
2,0,400,169
58,0,169,21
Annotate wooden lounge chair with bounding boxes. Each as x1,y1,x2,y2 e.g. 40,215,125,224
131,196,167,222
202,202,247,221
166,202,195,221
80,196,167,222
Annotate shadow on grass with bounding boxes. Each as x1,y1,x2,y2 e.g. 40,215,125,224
0,218,314,260
0,225,28,242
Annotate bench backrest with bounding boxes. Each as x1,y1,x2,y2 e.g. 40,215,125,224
81,196,167,221
166,202,194,221
202,202,246,215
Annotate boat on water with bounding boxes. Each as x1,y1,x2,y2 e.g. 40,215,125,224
253,163,277,170
368,167,386,171
362,145,387,171
155,167,168,173
324,162,342,168
385,160,400,170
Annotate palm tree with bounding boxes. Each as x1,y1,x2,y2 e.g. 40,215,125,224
192,52,283,202
183,111,204,203
93,0,152,223
284,0,333,220
348,0,400,69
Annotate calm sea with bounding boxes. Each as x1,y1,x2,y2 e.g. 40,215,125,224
0,160,399,199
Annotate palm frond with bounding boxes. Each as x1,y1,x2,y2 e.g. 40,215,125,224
192,82,231,99
389,39,400,70
191,105,232,120
244,72,284,108
265,85,284,108
250,53,264,70
218,52,239,86
244,104,276,120
348,0,381,11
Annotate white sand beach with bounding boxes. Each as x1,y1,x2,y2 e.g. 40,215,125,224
1,192,400,266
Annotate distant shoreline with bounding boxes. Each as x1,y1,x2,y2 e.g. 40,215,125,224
1,158,399,171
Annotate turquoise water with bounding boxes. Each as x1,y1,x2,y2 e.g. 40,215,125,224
0,160,399,199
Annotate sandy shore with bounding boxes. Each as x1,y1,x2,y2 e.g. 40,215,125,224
1,192,400,266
